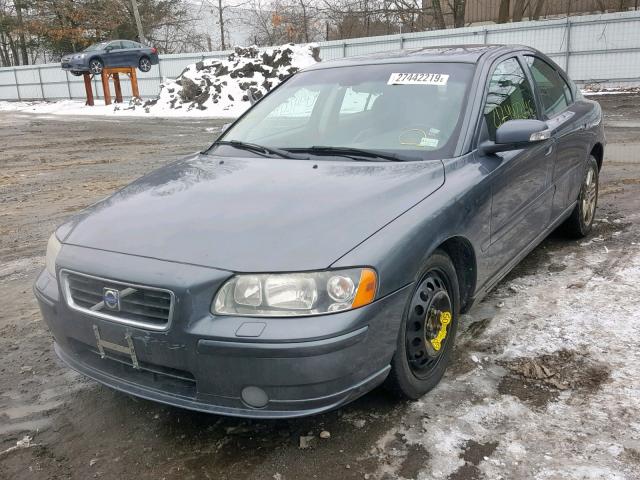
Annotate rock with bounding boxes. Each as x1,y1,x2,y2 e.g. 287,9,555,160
179,78,203,102
496,301,505,308
89,458,98,467
353,419,366,428
319,430,331,439
195,61,205,71
299,435,315,449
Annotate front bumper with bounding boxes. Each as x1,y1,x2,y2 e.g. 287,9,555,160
61,58,89,72
34,246,410,418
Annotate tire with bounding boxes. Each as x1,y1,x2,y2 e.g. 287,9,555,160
138,56,152,73
385,250,460,399
560,155,599,238
70,70,83,77
89,58,104,75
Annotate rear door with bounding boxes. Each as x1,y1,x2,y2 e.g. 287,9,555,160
481,56,556,272
523,55,588,218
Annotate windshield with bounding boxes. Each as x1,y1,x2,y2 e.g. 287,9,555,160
83,42,108,52
217,62,475,160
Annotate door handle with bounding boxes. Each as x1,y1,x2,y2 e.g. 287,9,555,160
544,145,554,156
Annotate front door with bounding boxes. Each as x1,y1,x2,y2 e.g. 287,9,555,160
524,55,589,218
104,41,126,67
482,57,556,274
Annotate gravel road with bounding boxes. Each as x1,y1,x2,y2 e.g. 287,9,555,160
1,95,640,480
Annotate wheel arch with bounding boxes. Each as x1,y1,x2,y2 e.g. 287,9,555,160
590,142,604,171
434,236,477,313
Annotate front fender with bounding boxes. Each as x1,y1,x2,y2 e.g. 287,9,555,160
331,152,492,300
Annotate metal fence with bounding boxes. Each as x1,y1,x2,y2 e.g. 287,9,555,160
1,9,639,102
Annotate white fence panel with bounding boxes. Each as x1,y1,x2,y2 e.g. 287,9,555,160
1,10,639,101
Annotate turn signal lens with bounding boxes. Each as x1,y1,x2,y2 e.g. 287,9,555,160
352,268,377,308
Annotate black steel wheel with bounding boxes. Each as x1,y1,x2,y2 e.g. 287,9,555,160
386,250,460,400
138,57,152,72
405,271,454,378
89,58,104,75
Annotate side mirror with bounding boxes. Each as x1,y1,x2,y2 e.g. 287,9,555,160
480,119,550,155
105,46,113,52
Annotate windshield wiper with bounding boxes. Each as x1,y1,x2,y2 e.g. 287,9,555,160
215,140,307,159
286,146,411,162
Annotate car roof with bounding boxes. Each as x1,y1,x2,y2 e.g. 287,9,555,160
305,44,536,71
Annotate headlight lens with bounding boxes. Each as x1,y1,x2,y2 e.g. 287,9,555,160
45,233,62,277
213,268,377,316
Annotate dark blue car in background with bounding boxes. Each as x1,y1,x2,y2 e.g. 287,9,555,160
61,40,159,76
38,45,605,418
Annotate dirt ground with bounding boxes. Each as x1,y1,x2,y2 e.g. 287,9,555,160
1,95,640,480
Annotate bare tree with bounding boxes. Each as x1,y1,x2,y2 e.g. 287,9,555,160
530,0,546,20
431,0,446,28
245,0,322,45
498,0,510,23
450,0,465,27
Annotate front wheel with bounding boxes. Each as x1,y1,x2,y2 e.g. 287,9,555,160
138,57,152,72
560,155,599,238
385,250,460,399
89,58,104,75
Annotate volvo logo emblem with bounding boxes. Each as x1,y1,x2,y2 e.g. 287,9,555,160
103,288,121,311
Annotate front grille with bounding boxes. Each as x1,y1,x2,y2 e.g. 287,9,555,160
61,270,174,331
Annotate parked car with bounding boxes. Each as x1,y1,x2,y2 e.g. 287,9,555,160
36,45,604,418
60,40,159,76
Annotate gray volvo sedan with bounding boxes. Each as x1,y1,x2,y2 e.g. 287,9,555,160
35,45,604,418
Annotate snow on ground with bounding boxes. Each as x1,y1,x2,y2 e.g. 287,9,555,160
0,44,319,119
361,214,640,479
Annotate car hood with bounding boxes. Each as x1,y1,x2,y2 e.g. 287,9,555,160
61,153,445,272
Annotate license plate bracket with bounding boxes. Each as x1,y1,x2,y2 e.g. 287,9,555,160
93,325,140,369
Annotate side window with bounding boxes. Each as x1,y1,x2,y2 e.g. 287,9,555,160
525,56,571,117
123,40,138,49
108,41,124,50
483,57,537,140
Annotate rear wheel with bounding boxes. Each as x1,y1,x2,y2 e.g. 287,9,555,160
89,58,104,75
560,155,599,238
138,57,152,72
385,250,460,399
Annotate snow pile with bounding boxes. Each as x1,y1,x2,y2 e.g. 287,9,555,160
144,44,320,117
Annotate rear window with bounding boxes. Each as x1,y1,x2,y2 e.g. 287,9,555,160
525,56,571,117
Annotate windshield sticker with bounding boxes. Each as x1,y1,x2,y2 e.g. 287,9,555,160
420,137,439,148
387,73,449,86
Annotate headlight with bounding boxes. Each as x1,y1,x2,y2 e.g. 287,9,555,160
45,233,62,277
213,268,377,316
